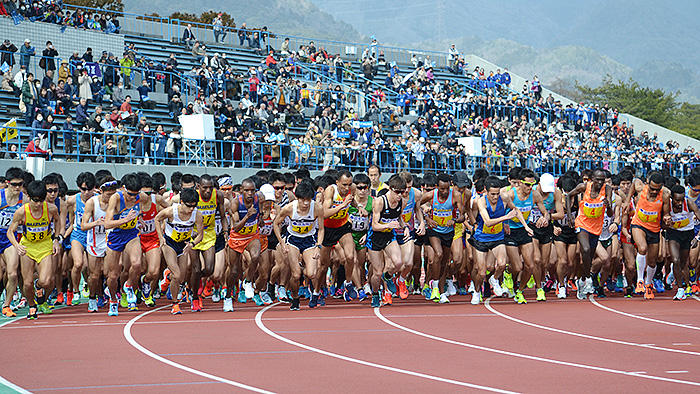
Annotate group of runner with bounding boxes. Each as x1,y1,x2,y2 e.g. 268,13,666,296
1,163,700,318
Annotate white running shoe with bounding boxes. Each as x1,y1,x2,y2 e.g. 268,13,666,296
576,279,586,300
584,277,594,295
439,293,450,304
489,276,504,297
673,287,686,301
471,291,481,305
467,281,475,293
557,286,567,299
363,283,371,295
446,280,457,296
223,297,234,312
211,289,221,303
243,281,255,299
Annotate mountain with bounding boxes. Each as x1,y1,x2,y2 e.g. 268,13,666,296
122,0,364,43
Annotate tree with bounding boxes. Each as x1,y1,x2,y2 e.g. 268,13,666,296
64,0,124,12
670,103,700,139
168,11,236,27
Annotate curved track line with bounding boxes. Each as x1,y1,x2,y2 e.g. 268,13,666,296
692,295,700,302
0,318,30,393
255,304,516,393
124,306,274,393
483,297,700,357
374,307,700,387
589,296,700,332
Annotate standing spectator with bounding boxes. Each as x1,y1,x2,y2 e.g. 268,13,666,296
40,41,57,78
280,37,290,55
213,13,226,43
448,44,459,63
248,71,259,103
137,79,154,109
82,47,93,63
103,52,120,86
21,72,37,126
119,53,134,88
182,24,196,48
19,39,34,69
0,40,18,68
500,68,511,87
63,115,74,156
77,69,92,100
237,23,250,46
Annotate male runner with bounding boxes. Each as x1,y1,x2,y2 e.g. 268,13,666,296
137,173,169,307
396,171,425,299
530,173,564,295
347,173,373,301
0,168,25,317
666,184,700,300
368,165,387,197
228,178,263,305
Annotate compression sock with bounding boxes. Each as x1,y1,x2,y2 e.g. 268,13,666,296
61,277,69,293
645,265,656,286
654,263,664,279
636,254,646,283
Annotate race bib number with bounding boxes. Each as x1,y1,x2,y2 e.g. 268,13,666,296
238,220,258,235
636,208,658,223
139,219,155,234
291,221,312,235
259,223,273,236
401,210,413,224
512,207,531,223
672,215,690,229
582,202,604,218
482,222,502,235
119,216,138,230
0,212,12,229
202,213,215,228
171,229,192,242
329,206,348,220
349,214,369,232
215,218,223,234
94,225,106,235
26,228,48,242
433,209,452,226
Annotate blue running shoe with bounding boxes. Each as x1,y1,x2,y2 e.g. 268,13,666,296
108,302,119,316
97,296,105,309
253,294,264,306
385,276,397,295
357,289,367,301
458,286,467,295
166,287,172,300
653,278,665,293
238,290,247,303
606,278,616,292
329,285,336,297
346,283,358,300
343,288,352,302
299,286,310,299
319,293,326,306
309,294,319,308
422,286,432,300
371,294,380,308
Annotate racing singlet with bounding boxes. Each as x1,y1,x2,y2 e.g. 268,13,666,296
74,192,88,232
474,195,506,242
164,204,197,242
574,182,606,236
530,191,554,224
669,198,694,232
507,188,533,229
324,185,350,228
0,189,23,249
631,185,663,233
139,194,158,237
20,202,53,263
197,189,217,235
113,192,140,232
86,195,107,252
376,194,401,233
348,197,373,233
431,189,454,234
401,188,416,231
287,200,317,238
232,195,259,237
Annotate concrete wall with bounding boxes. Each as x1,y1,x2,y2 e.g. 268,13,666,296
0,17,125,63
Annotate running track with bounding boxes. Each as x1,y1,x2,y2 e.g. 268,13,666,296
1,292,699,393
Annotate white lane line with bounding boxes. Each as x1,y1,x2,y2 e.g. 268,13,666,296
483,298,700,357
672,343,693,346
667,371,689,374
589,296,700,332
255,304,517,393
124,306,274,393
375,307,700,387
0,318,31,393
692,295,700,302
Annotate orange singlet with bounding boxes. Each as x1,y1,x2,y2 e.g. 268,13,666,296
630,185,663,233
574,182,606,236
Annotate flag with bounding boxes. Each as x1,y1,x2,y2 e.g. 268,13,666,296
0,118,18,142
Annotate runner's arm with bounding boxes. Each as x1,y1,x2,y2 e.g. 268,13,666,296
315,204,325,247
565,182,586,218
7,207,25,252
605,184,614,217
688,198,700,222
322,186,351,218
478,196,516,227
229,197,250,233
217,191,229,235
191,211,205,245
80,198,98,231
551,189,565,221
273,204,292,248
154,207,173,244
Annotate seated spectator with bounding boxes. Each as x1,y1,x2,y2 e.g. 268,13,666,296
119,95,136,127
25,137,51,159
63,115,75,156
182,24,196,48
192,42,206,64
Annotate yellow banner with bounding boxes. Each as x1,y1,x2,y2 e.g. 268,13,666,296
0,118,18,142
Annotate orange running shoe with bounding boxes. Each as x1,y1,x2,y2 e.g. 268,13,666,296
692,283,700,295
65,290,74,306
161,269,171,293
171,303,182,315
2,306,16,317
55,292,64,305
191,298,202,312
202,280,214,297
382,290,393,305
398,280,408,300
635,281,645,294
568,279,577,291
644,284,655,300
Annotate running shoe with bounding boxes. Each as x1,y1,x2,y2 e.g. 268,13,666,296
27,306,38,320
357,289,368,301
503,271,514,292
2,306,16,317
470,291,481,305
635,281,645,294
165,287,172,300
584,277,594,294
319,292,326,306
468,281,475,293
298,286,310,299
382,290,393,306
397,280,409,300
160,269,171,293
309,294,319,308
370,294,380,308
343,288,352,302
439,293,450,304
243,281,255,299
14,297,26,310
514,290,527,304
108,302,119,316
384,275,397,295
80,284,89,299
615,275,625,291
55,292,64,305
143,294,155,307
333,287,343,299
345,282,358,300
673,287,686,301
430,286,440,302
363,283,372,296
88,298,98,312
202,280,214,297
97,296,106,308
692,283,700,295
457,286,467,296
237,290,247,303
223,297,234,312
142,282,152,299
653,278,665,294
536,288,546,301
127,302,138,311
526,275,536,289
290,298,301,311
543,279,554,293
489,276,505,297
605,278,616,292
66,290,74,306
625,287,633,298
38,303,53,314
594,286,606,298
557,286,567,299
261,292,273,305
171,303,182,315
644,284,655,300
253,294,264,306
119,292,128,308
211,288,221,303
576,282,586,300
422,285,432,300
666,271,675,286
446,279,457,296
191,298,202,311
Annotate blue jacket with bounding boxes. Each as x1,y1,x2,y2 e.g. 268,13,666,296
75,104,89,124
19,45,35,67
500,72,511,85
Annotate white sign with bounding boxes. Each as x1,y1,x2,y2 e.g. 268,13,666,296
178,114,215,141
458,137,483,156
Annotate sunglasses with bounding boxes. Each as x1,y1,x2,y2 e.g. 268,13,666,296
392,188,406,194
184,202,198,208
31,197,43,202
143,190,155,195
521,181,537,187
126,191,140,197
46,188,59,193
356,185,369,190
273,185,285,190
9,181,24,187
285,186,295,191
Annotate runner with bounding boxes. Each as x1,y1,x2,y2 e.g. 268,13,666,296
554,175,580,299
267,172,296,302
346,173,373,301
104,173,146,316
448,172,471,298
666,184,700,300
7,181,62,319
530,173,564,295
80,176,117,312
66,172,96,306
367,165,387,197
273,180,325,311
137,173,169,307
256,183,276,305
0,168,25,317
154,188,204,315
618,170,638,297
210,176,233,306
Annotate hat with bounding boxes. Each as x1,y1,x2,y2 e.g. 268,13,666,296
24,39,31,44
217,176,232,189
453,172,469,188
3,39,9,45
260,184,276,201
540,173,555,193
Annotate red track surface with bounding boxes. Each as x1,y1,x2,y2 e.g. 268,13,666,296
2,292,699,393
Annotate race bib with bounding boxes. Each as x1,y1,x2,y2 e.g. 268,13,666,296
482,222,502,235
119,215,138,230
0,212,12,229
291,223,312,234
238,220,258,235
401,210,413,224
512,206,531,223
94,224,106,235
139,219,155,234
636,208,658,223
171,228,192,242
582,202,604,218
259,222,273,236
433,209,452,226
349,213,369,232
329,205,349,220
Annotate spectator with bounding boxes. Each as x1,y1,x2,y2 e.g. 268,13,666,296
280,37,290,55
102,138,117,162
77,69,92,100
19,39,34,68
63,115,74,156
82,47,93,63
237,23,250,46
192,42,206,63
25,137,51,159
75,97,89,127
112,81,126,107
40,41,57,77
137,79,154,110
1,39,18,68
21,72,37,126
182,24,196,48
119,95,136,127
119,52,134,88
166,127,182,165
213,13,226,43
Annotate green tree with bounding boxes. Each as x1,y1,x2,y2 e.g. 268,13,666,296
64,0,124,12
670,103,700,139
168,11,235,27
